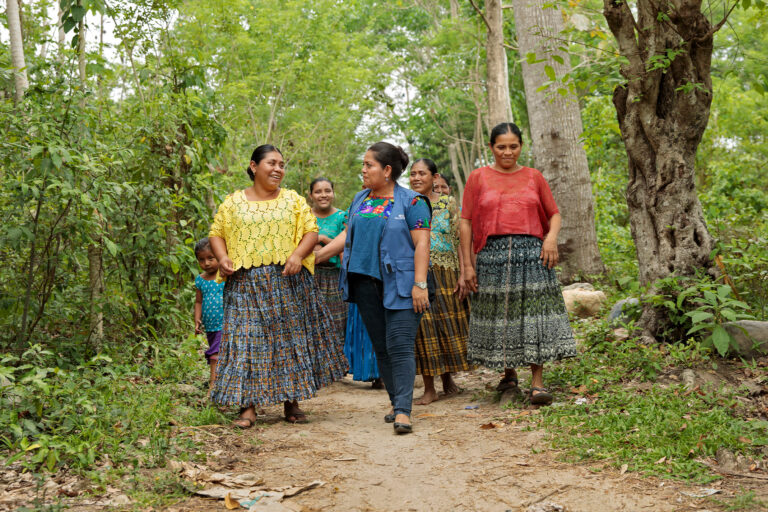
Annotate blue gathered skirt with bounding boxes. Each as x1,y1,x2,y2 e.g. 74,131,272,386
344,303,379,381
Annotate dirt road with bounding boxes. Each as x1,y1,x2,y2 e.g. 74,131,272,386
173,370,716,512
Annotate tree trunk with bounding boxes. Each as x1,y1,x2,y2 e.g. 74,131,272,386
511,0,604,281
448,142,465,199
7,0,29,102
604,0,717,338
484,0,514,128
76,7,105,349
449,0,459,18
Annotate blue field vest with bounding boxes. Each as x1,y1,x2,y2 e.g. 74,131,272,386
339,184,431,310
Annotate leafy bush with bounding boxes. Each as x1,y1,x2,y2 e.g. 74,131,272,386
0,337,221,473
643,274,755,354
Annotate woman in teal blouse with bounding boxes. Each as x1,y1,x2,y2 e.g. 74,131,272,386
310,177,348,343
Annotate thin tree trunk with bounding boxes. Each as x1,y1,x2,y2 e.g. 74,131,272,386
77,7,105,349
483,0,514,128
604,0,718,339
449,0,459,18
448,143,465,199
7,0,29,102
511,0,604,281
58,8,65,50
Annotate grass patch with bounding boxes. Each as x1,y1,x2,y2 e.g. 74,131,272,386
532,320,768,482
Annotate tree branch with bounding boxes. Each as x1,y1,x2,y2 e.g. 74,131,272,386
603,0,644,77
468,0,491,31
704,1,739,40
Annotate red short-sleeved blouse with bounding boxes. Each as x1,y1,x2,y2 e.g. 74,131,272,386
461,166,559,254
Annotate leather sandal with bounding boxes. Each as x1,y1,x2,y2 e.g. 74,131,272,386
496,371,519,392
530,387,554,406
284,402,309,424
384,413,396,423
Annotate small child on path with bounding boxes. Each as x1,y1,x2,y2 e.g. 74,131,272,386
194,238,225,396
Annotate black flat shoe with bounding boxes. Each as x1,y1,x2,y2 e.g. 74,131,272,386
394,422,412,434
384,413,396,423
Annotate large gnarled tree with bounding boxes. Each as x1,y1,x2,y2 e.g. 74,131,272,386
603,0,737,338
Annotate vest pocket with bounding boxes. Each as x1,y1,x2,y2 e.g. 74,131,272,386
394,258,415,297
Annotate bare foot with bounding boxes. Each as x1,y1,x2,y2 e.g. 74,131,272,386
440,373,460,396
233,407,257,428
414,388,439,405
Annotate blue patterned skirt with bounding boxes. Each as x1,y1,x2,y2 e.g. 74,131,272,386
468,235,577,369
344,303,379,381
314,265,347,343
211,265,347,407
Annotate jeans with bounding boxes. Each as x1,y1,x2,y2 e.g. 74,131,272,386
349,273,423,417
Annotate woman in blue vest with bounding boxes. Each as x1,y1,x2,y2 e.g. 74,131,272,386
316,142,432,434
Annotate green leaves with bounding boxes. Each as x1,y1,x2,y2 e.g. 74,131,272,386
544,64,557,81
707,325,732,357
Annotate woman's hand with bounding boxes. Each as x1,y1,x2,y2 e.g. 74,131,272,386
455,270,471,301
412,286,430,313
317,234,332,245
460,266,478,299
540,237,559,269
218,256,235,276
282,252,303,276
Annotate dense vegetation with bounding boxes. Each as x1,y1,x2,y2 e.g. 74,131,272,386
1,0,766,506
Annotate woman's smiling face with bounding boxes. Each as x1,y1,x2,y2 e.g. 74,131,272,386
409,161,434,195
310,180,334,210
250,151,285,190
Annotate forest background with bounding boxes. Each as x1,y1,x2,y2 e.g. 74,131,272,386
0,0,767,507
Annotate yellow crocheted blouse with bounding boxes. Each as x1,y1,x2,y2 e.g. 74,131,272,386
209,188,318,275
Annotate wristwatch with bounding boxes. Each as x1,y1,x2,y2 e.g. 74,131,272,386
414,281,428,290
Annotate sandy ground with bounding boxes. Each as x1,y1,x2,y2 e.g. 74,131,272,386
167,370,748,512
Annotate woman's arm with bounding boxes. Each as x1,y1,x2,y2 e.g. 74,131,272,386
283,231,319,276
540,212,561,269
410,229,430,313
459,219,476,298
209,236,234,276
315,229,347,264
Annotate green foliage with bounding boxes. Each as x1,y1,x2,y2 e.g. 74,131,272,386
643,274,755,351
538,384,767,481
538,325,768,482
0,337,216,473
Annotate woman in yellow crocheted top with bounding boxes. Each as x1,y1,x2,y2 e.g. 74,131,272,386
208,144,347,428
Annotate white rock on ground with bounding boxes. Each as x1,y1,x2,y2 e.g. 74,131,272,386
562,288,607,318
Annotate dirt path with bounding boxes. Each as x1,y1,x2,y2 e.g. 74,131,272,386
169,370,723,512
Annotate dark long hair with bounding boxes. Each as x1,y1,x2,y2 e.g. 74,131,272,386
367,142,409,181
412,158,438,175
489,122,523,145
246,144,283,180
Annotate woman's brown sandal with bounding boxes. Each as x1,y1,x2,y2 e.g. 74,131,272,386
496,372,519,392
284,403,309,424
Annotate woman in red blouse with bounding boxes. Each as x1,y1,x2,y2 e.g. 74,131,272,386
459,122,576,405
